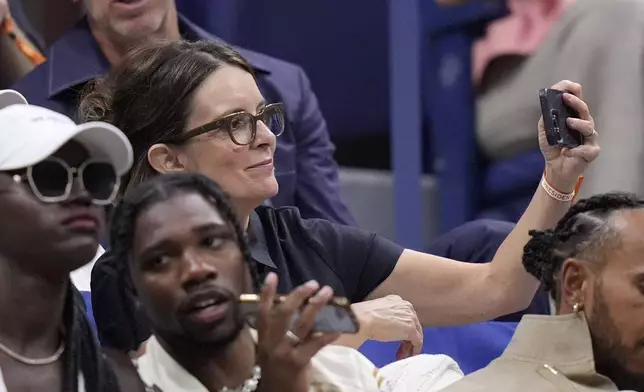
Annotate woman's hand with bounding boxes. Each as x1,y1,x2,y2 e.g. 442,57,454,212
350,295,423,360
538,80,600,192
256,272,339,392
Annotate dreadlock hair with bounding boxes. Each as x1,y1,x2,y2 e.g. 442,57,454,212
522,192,644,303
61,286,121,392
109,171,263,301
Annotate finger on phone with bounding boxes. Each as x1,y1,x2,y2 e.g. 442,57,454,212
259,272,278,315
566,118,597,142
563,93,590,120
291,286,334,338
256,273,278,337
279,280,320,317
553,80,582,99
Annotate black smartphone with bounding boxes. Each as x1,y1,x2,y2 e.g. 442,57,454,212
239,293,360,334
539,88,583,148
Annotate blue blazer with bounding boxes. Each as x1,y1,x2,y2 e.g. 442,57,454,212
11,15,356,226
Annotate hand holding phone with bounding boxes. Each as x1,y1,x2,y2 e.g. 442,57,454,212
240,293,360,334
252,274,344,392
539,88,583,148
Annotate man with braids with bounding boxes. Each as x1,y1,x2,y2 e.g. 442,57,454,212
111,172,464,392
442,192,644,392
0,89,144,392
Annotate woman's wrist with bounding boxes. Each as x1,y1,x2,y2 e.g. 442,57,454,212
332,304,371,348
333,332,367,349
543,166,577,194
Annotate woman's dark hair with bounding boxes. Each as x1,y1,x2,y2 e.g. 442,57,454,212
62,286,121,391
79,39,255,196
109,171,262,296
523,192,644,301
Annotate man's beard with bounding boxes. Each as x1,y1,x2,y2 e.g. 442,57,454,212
156,290,247,354
588,287,644,391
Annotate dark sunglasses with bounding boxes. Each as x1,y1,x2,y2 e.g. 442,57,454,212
12,157,120,205
169,103,285,146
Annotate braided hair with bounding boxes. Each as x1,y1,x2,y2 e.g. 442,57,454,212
62,286,121,391
523,192,644,302
109,172,263,299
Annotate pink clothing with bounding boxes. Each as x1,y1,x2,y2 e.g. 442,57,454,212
473,0,577,84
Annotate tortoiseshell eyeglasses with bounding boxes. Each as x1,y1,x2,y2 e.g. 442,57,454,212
168,103,285,146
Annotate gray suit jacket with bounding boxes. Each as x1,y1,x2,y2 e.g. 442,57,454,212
441,314,619,392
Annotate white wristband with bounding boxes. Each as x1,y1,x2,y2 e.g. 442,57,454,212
540,176,575,202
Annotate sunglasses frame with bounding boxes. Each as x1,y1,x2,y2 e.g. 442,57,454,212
12,156,120,205
169,102,286,146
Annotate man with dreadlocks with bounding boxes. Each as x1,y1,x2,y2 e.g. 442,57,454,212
110,172,464,392
0,89,143,392
442,192,644,392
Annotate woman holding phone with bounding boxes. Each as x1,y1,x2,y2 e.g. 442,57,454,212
81,40,600,357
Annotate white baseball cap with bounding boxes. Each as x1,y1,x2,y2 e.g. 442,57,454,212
0,90,133,176
0,89,27,108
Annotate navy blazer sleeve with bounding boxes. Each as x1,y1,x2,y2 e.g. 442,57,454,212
291,67,357,227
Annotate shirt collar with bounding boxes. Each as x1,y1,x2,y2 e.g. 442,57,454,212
47,14,271,99
137,332,360,392
503,314,616,385
136,335,206,392
247,210,277,269
137,331,261,392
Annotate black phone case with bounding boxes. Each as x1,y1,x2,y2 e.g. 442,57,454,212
539,88,583,148
239,294,360,334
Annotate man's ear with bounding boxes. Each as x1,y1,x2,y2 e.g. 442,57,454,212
147,144,188,175
560,258,591,311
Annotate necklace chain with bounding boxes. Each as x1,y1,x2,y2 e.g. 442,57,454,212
145,365,262,392
220,365,261,392
0,338,65,366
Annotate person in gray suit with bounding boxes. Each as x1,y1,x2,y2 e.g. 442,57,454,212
442,192,644,392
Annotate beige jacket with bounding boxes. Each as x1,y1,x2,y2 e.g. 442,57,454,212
440,314,622,392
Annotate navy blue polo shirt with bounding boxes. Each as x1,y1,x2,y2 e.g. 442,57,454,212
11,15,356,227
92,206,403,352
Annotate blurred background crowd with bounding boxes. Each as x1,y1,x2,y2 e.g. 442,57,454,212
5,0,642,250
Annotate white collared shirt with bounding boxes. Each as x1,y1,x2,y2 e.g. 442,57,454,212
70,246,104,292
135,334,463,392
